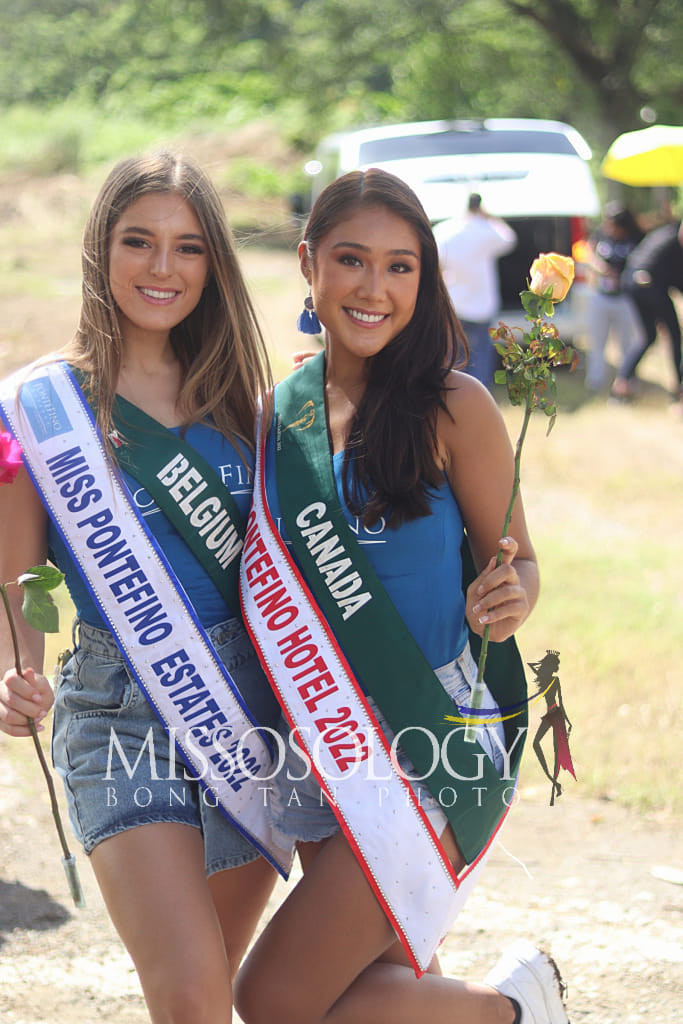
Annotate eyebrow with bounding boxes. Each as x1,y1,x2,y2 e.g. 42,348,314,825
331,241,419,258
118,225,206,241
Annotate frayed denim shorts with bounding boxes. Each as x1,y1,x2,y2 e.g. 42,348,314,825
267,642,506,848
51,616,281,874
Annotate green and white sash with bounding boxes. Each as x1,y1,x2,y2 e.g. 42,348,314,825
0,361,293,875
240,354,526,973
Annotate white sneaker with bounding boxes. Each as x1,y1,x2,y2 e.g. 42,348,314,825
484,939,569,1024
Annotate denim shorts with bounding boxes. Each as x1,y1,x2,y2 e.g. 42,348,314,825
267,642,506,847
51,616,281,874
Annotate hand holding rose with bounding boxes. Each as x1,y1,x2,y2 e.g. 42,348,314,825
464,253,577,741
466,536,531,644
0,429,84,906
0,664,54,737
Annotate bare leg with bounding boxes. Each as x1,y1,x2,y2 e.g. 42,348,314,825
327,963,514,1024
90,822,274,1023
298,837,443,976
209,855,276,978
235,829,515,1024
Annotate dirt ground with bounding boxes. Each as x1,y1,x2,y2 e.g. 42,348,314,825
1,747,682,1023
0,164,682,1022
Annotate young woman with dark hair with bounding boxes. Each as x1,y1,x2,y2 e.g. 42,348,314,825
237,169,569,1024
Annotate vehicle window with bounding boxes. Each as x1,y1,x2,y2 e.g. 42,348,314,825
358,130,579,163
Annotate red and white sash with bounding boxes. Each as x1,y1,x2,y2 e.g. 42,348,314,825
240,410,502,975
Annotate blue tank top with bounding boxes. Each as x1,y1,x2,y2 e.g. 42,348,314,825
48,421,254,629
265,441,468,668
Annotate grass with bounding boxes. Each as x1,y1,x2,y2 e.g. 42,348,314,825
0,101,208,176
520,529,680,811
497,371,683,815
1,148,681,820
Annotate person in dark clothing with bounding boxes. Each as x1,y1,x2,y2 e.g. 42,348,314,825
612,220,683,406
584,202,645,393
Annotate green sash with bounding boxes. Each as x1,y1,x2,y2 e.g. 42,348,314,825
274,352,527,862
109,393,246,614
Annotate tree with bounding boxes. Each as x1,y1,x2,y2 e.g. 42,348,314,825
0,0,680,173
500,0,683,144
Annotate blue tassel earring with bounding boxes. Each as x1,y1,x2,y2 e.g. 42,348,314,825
297,294,322,335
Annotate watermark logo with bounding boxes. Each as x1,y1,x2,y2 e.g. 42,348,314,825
446,648,576,806
528,650,576,805
99,650,575,812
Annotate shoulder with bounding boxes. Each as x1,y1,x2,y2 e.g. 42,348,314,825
441,369,500,421
632,223,678,264
435,370,509,471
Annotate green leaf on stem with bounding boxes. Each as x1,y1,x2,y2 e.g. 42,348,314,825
18,568,64,633
17,565,65,591
21,585,60,633
18,565,65,633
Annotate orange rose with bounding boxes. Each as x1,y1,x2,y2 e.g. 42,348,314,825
529,253,575,302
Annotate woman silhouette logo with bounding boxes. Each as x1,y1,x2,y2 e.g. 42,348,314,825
529,651,576,805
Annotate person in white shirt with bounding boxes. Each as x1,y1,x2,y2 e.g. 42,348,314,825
435,193,517,388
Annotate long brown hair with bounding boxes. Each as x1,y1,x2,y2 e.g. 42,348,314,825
302,169,468,527
62,150,271,449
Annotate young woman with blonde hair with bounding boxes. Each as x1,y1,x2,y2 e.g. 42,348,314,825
0,150,289,1023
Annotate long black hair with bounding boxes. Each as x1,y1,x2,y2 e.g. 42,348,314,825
302,168,468,528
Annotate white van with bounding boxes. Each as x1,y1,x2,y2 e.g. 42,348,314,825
304,118,600,338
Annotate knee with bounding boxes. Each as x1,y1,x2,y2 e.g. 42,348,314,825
143,964,232,1024
489,989,519,1023
234,962,306,1024
233,965,274,1024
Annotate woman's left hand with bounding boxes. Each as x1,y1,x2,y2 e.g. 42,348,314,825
465,536,531,643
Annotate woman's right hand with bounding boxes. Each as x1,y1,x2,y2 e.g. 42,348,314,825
291,350,320,369
0,666,53,737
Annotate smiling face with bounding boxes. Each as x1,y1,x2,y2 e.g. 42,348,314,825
108,191,210,347
300,204,421,378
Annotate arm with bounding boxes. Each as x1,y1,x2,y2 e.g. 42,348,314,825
585,236,621,289
0,455,53,736
437,372,539,644
491,219,517,256
478,214,517,257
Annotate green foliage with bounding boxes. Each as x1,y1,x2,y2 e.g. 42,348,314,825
391,1,582,124
18,566,65,634
500,0,683,139
221,158,289,200
0,0,681,187
493,289,578,432
0,101,167,174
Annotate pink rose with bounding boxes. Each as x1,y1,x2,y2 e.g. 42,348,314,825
0,431,23,484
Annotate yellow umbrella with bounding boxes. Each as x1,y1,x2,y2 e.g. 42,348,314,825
600,125,683,186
